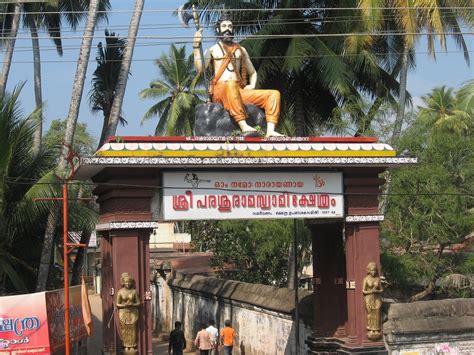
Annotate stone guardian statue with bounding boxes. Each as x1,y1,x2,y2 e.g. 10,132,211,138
362,262,383,340
116,272,141,354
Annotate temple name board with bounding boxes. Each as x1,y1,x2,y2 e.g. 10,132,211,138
162,171,343,221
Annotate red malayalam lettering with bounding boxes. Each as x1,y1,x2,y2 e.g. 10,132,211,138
172,192,338,213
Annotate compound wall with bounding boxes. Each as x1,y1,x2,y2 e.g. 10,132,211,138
156,271,313,355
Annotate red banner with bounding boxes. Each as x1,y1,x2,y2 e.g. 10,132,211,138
0,286,87,354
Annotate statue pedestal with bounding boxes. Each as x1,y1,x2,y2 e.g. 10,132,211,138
194,103,266,136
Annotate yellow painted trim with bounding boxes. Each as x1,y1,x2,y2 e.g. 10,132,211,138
96,149,396,157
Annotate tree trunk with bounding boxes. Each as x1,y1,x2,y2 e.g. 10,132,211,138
97,114,109,149
381,41,410,215
36,0,100,292
71,230,92,286
104,0,144,141
287,241,296,289
29,18,43,154
392,41,410,146
35,209,60,291
0,2,22,99
409,280,435,302
294,74,305,137
71,186,93,286
60,0,100,168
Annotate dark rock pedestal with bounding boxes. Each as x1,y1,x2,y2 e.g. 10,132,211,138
193,103,266,136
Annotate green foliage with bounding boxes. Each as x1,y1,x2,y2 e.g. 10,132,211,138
191,219,311,287
0,86,56,293
43,119,96,160
190,0,403,136
0,1,111,51
89,29,128,145
0,87,99,293
381,82,474,299
140,45,204,136
41,118,98,234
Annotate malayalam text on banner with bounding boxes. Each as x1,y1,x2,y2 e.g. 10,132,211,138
162,171,344,220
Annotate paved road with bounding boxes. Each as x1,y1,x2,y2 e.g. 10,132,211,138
87,293,169,354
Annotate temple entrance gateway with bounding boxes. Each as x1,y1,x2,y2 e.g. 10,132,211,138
75,136,416,354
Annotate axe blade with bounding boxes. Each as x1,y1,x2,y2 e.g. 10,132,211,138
177,4,192,28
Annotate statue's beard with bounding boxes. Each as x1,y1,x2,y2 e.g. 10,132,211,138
219,30,234,43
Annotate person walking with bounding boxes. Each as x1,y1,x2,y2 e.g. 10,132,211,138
206,320,219,355
195,323,213,355
220,320,236,355
168,321,186,355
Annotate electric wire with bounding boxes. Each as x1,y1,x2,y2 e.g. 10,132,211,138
2,30,474,41
0,6,473,15
3,49,473,64
5,12,473,35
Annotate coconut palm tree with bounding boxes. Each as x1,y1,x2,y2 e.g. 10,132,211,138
456,79,474,115
189,0,401,136
22,0,79,153
418,85,472,134
0,0,110,152
25,0,110,152
89,30,128,148
354,1,473,145
41,118,98,287
140,45,204,135
0,86,57,293
36,0,102,292
104,0,145,141
0,1,22,99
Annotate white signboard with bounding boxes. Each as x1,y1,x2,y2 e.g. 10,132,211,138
162,171,344,221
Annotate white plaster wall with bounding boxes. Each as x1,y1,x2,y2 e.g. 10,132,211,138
155,276,173,334
150,223,191,249
158,283,312,355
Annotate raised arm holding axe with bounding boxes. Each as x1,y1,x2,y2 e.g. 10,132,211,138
178,6,283,137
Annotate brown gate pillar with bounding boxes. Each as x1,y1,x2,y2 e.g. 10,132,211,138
93,168,159,354
311,222,346,338
343,168,385,349
308,168,387,353
344,220,383,348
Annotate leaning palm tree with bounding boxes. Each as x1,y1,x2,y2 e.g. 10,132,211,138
22,0,84,153
36,0,102,292
140,45,204,135
0,86,56,293
0,1,22,99
0,0,110,152
22,0,111,153
104,0,145,141
89,30,128,148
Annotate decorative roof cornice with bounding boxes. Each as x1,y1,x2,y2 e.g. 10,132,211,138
345,215,385,223
96,221,159,231
96,142,397,158
74,137,417,179
82,156,417,167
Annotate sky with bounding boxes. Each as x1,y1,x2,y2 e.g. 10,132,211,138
3,0,474,142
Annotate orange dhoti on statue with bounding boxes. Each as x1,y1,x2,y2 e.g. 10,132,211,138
212,80,280,124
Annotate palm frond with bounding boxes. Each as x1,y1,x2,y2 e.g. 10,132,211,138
456,80,474,114
0,249,28,292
